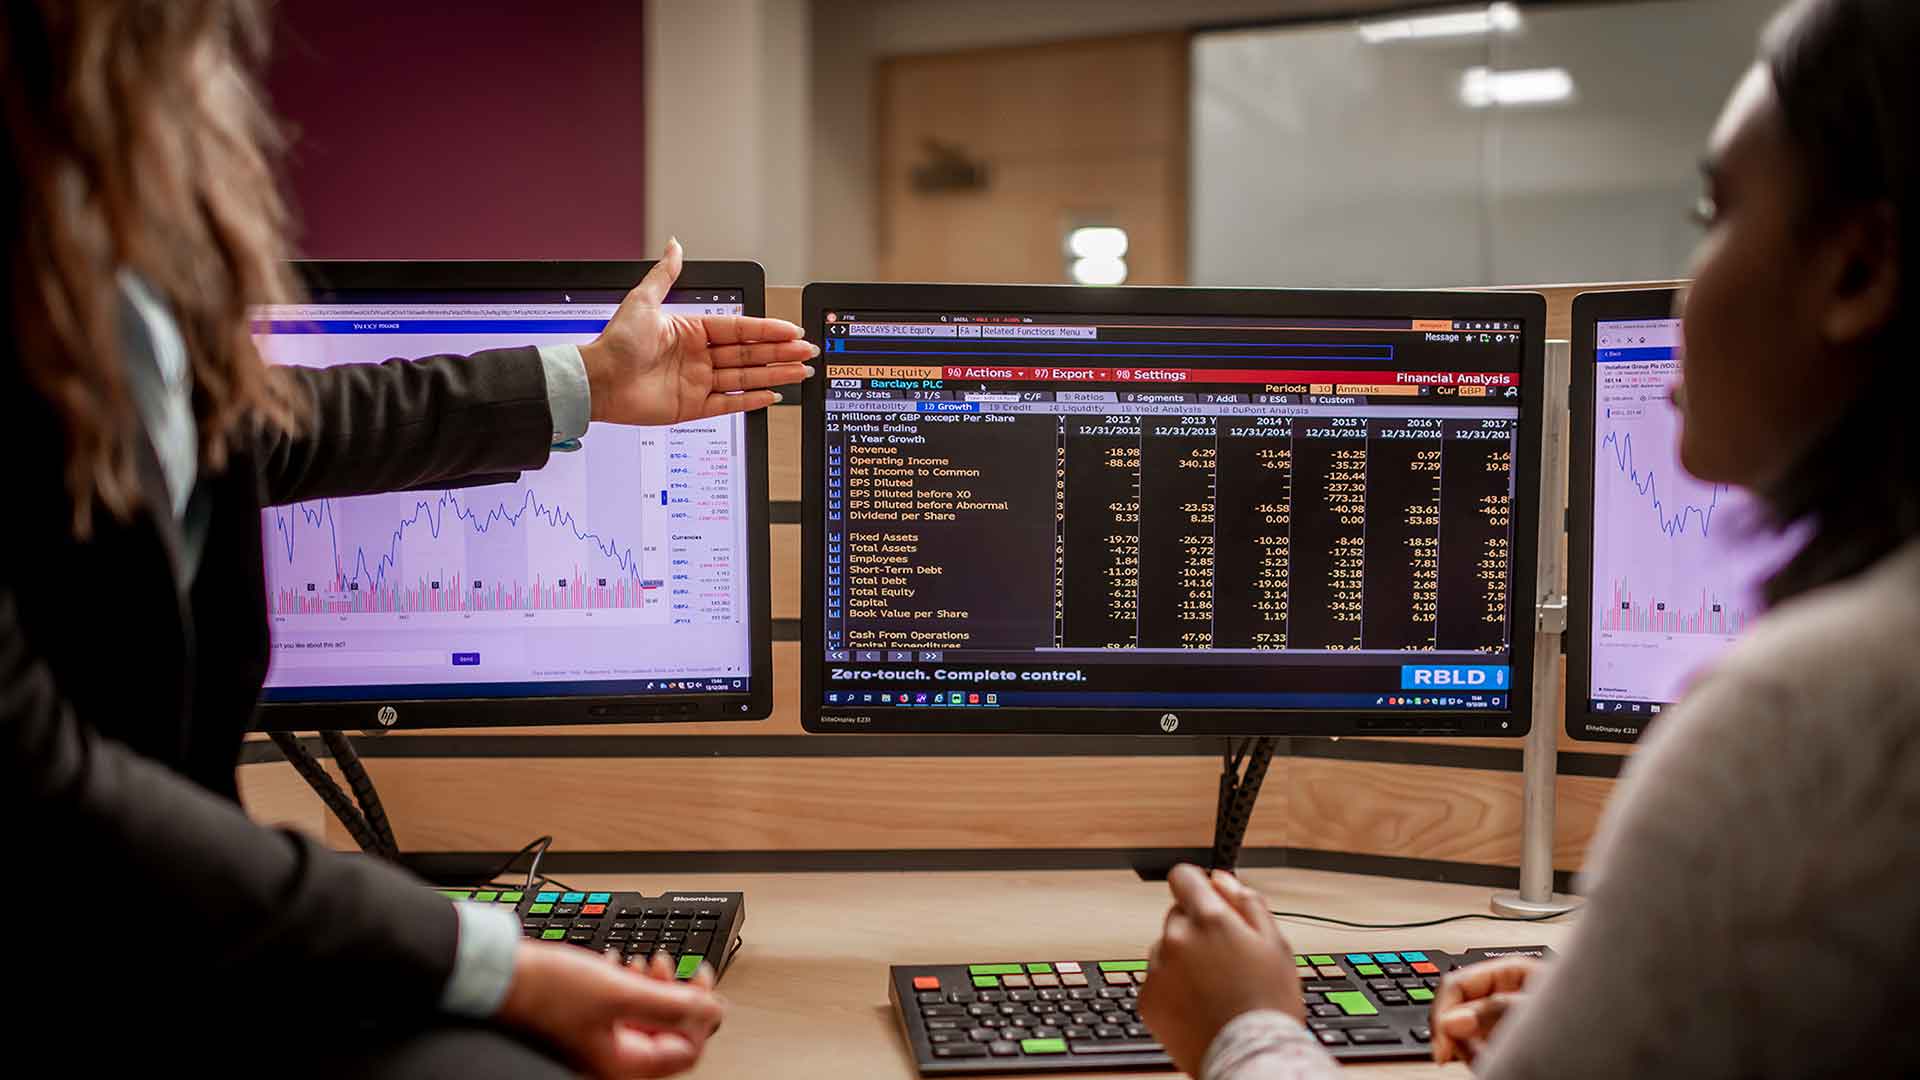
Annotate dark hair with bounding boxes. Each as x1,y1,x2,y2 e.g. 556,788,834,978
1759,0,1920,601
1,0,300,537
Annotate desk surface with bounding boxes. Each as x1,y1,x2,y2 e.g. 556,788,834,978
559,867,1581,1080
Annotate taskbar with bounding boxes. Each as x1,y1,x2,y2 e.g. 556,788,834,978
823,690,1510,710
1588,698,1669,717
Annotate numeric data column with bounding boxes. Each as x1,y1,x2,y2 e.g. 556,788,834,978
1438,418,1516,652
1363,419,1444,650
1060,415,1142,648
1139,416,1219,648
1214,418,1294,650
1289,419,1368,650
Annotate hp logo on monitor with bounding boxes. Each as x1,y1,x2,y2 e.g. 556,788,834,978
1159,713,1180,734
376,705,399,727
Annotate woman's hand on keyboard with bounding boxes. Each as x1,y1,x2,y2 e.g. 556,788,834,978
1139,865,1306,1076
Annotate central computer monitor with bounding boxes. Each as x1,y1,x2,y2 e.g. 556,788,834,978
252,260,773,730
800,284,1546,737
1566,287,1797,742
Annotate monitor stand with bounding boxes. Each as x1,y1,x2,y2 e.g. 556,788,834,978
1133,736,1278,881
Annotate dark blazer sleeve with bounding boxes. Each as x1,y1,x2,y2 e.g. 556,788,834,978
3,577,462,1016
256,347,558,504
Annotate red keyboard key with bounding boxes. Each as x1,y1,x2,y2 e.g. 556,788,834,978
913,976,942,991
582,904,607,916
1411,962,1440,975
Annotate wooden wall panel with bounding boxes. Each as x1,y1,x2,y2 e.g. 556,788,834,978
876,34,1189,285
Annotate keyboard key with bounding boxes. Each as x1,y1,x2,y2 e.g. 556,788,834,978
1315,966,1345,978
947,992,976,1005
1325,991,1378,1017
1316,1030,1349,1047
581,904,607,917
1411,1025,1433,1043
534,892,560,904
929,1032,964,1045
1348,1028,1402,1046
1093,1025,1125,1039
528,904,554,915
966,1006,996,1019
1067,989,1097,1002
1068,1040,1162,1055
1411,961,1441,975
972,976,998,989
1037,990,1065,1002
1026,963,1053,975
1055,962,1083,974
913,976,940,992
967,1028,997,1043
923,1005,965,1018
1008,990,1037,1003
587,893,611,904
925,1021,960,1032
561,892,585,904
1302,992,1325,1006
1032,974,1061,988
1310,1004,1342,1018
988,1041,1020,1057
934,1045,988,1059
1345,954,1371,965
1099,961,1148,973
554,905,581,918
1062,974,1090,987
1378,990,1409,1006
1308,955,1335,965
970,964,1025,976
540,929,566,941
1064,1026,1093,1039
1125,1024,1151,1039
1371,953,1401,964
1409,987,1435,1003
675,955,704,980
1003,975,1032,989
1030,1026,1063,1039
1020,1038,1067,1055
978,991,1008,1003
1400,951,1428,962
1383,964,1412,977
1355,963,1383,976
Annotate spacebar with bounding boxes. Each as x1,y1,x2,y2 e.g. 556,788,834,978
1069,1040,1164,1055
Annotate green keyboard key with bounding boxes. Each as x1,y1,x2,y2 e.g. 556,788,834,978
1021,1039,1067,1055
499,891,525,903
1355,963,1384,976
540,929,566,941
1326,991,1378,1017
1309,955,1335,965
1294,956,1310,966
529,903,553,914
1098,960,1149,972
1409,987,1435,1003
676,955,704,980
437,890,473,901
969,964,1025,976
472,891,498,903
1026,963,1053,975
972,976,999,988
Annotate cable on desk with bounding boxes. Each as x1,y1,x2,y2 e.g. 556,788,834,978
1270,906,1583,930
320,731,397,855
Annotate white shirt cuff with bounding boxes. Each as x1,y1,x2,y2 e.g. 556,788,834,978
1201,1009,1343,1080
441,901,521,1017
537,343,592,446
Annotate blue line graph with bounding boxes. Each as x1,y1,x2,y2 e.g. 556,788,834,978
270,487,643,598
1601,429,1723,539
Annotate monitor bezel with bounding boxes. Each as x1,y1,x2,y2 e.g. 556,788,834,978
253,259,774,731
1565,286,1693,744
800,282,1547,738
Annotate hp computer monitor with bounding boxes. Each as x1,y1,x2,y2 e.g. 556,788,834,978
1567,288,1796,742
800,284,1546,737
252,261,773,730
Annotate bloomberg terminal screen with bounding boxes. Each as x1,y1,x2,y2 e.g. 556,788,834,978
817,308,1525,717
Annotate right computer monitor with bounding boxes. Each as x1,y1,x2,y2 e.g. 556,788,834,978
801,283,1548,738
1567,288,1798,742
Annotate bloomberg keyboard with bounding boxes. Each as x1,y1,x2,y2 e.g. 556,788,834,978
439,887,747,982
889,945,1551,1074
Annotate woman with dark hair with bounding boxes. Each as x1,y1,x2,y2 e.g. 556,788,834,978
2,2,811,1076
1139,0,1920,1075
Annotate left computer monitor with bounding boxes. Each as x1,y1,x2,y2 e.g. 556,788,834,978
1566,287,1797,742
251,261,773,730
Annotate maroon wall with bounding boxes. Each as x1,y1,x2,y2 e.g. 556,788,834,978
267,2,645,260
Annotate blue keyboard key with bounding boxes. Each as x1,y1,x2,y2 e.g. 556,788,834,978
535,892,560,903
561,892,586,903
1345,954,1372,965
1401,951,1429,962
1373,953,1402,964
587,892,612,903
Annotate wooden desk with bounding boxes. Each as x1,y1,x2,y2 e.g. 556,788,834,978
554,867,1581,1079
